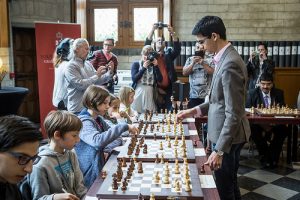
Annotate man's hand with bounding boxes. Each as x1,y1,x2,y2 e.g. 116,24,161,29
176,108,195,122
192,56,202,65
96,65,108,77
108,61,115,73
204,151,223,171
128,124,139,135
143,60,152,69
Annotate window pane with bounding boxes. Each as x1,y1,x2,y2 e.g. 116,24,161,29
94,8,118,42
133,8,158,41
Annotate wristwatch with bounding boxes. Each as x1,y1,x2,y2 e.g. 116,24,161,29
214,150,224,157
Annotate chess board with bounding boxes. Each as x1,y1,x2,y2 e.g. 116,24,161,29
117,138,196,163
138,123,190,139
138,113,191,123
97,162,204,200
253,107,300,117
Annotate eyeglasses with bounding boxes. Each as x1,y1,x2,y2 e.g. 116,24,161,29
103,43,114,46
196,37,210,45
6,151,41,165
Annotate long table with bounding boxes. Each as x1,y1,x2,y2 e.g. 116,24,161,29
196,115,300,163
86,122,220,200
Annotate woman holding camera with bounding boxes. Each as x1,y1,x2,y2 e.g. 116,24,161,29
131,45,162,113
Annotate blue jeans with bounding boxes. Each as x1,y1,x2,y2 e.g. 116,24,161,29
213,142,245,200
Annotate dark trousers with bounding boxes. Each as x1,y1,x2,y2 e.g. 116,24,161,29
251,124,288,164
214,143,245,200
188,98,205,109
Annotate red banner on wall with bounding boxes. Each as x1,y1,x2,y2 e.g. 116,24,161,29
35,22,80,137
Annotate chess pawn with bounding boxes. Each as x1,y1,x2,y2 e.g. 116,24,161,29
161,125,165,133
174,163,180,174
174,148,178,158
159,141,163,150
137,161,143,173
121,180,127,191
122,158,127,168
154,171,160,184
167,139,171,148
155,153,159,163
101,170,107,179
174,179,181,193
160,154,165,164
149,193,155,200
182,148,187,158
143,144,148,154
185,180,192,192
163,174,170,184
174,136,178,146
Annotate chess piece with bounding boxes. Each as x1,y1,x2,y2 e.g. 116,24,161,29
200,164,205,173
121,180,127,191
154,171,160,184
159,141,163,150
174,148,178,158
138,193,144,200
174,136,178,146
122,157,127,167
185,180,191,192
160,153,165,164
167,139,171,148
143,144,148,154
112,177,118,190
101,170,107,179
150,193,155,200
174,161,180,174
174,179,181,192
163,174,170,184
155,153,159,163
138,161,143,173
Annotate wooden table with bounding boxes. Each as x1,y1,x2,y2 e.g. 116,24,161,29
86,122,220,200
196,115,300,163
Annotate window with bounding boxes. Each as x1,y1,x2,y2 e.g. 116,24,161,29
87,0,163,48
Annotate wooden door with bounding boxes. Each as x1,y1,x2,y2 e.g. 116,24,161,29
12,27,40,122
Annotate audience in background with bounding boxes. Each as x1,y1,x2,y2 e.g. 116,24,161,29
246,42,275,90
246,72,288,168
89,38,118,93
131,45,162,113
64,38,112,114
29,110,86,200
182,41,215,108
145,23,181,111
119,86,138,123
52,38,74,110
0,115,42,200
75,85,139,187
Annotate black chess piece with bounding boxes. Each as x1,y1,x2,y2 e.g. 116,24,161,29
112,177,118,190
200,164,205,173
138,193,144,200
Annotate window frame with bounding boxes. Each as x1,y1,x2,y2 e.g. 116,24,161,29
87,0,163,48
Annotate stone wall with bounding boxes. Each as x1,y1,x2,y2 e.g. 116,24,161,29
9,0,71,27
173,0,300,41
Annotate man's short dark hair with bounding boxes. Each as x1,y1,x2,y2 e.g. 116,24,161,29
260,72,273,82
258,42,267,50
0,115,43,152
104,38,114,45
192,16,226,40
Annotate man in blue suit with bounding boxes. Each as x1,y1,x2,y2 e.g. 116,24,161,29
246,72,288,168
177,16,250,200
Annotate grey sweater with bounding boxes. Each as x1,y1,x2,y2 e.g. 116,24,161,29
64,56,111,113
29,145,87,200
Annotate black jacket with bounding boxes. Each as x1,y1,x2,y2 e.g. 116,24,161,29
246,87,285,108
145,38,181,94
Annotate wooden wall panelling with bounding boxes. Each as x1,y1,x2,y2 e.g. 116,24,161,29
0,0,9,47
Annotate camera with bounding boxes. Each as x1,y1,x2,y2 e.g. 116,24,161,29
194,50,205,58
154,21,168,29
147,51,159,62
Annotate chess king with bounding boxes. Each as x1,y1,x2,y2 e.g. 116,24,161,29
246,72,288,168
